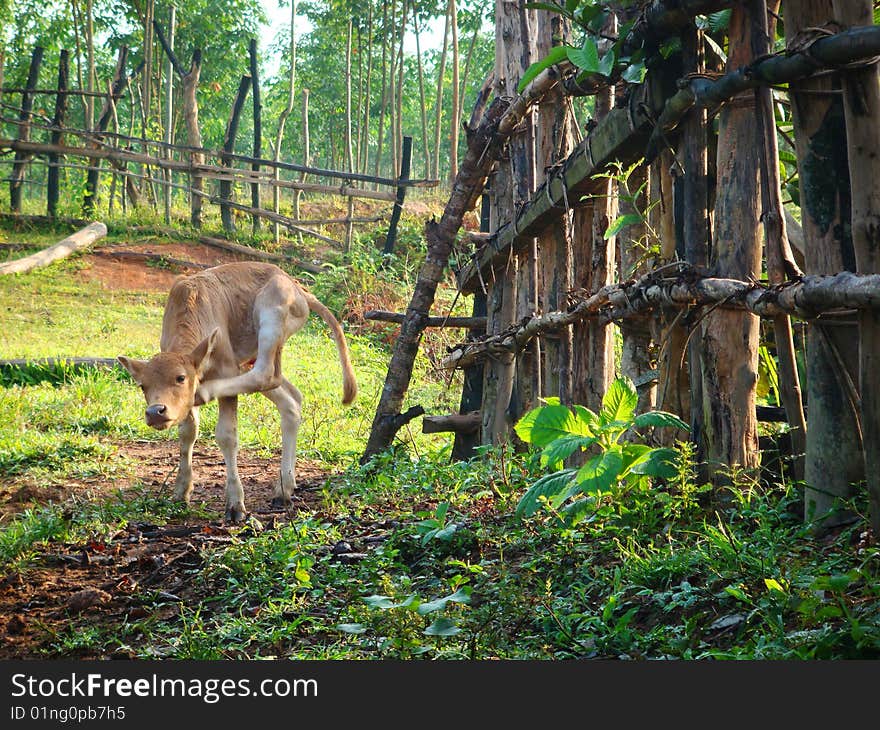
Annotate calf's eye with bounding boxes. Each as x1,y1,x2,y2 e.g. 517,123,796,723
176,374,186,384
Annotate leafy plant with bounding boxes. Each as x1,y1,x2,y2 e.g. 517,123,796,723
518,1,647,93
514,377,689,525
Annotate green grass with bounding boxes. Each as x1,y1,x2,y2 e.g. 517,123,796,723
2,217,876,661
0,234,459,483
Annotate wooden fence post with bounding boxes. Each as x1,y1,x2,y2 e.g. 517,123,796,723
10,45,43,213
162,5,175,226
382,135,412,255
451,192,490,461
220,74,252,234
47,49,69,218
83,46,128,215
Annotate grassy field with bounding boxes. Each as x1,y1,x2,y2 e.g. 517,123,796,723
0,216,878,660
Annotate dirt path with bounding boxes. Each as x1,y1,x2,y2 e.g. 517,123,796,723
0,440,334,659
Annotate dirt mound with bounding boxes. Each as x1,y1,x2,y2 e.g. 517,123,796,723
77,241,251,292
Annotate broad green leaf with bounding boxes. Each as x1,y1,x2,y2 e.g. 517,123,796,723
604,213,643,239
598,49,616,78
561,497,596,525
587,7,609,32
630,447,680,480
575,450,623,494
633,411,690,431
363,594,398,609
540,433,595,470
572,2,603,26
764,578,787,594
564,0,579,14
619,443,652,475
417,587,472,615
434,501,449,522
703,33,727,64
707,9,732,32
567,38,600,74
572,405,599,433
518,45,570,93
517,404,590,447
424,617,461,637
601,377,638,424
621,61,647,84
514,406,540,441
724,585,750,603
516,468,577,517
336,623,367,634
363,594,420,610
432,523,458,541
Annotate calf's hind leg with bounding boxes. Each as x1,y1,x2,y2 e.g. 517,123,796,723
261,378,303,507
216,395,246,523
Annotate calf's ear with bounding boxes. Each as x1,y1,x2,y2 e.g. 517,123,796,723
117,356,146,384
190,328,221,377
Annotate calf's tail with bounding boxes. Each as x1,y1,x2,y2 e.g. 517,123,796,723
304,291,358,405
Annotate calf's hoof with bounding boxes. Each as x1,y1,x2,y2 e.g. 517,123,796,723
224,503,247,524
270,495,294,509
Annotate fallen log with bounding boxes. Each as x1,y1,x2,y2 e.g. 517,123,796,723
0,221,107,274
422,412,481,435
442,267,880,370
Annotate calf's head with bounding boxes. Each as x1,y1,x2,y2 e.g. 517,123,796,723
118,329,219,430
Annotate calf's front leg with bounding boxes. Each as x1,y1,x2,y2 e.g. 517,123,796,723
216,396,246,523
172,408,199,502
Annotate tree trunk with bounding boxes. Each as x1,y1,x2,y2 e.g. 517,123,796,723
701,4,761,479
413,12,430,179
751,0,806,482
10,46,43,213
830,0,880,536
374,0,391,183
681,24,710,467
345,20,354,174
85,0,95,131
432,1,451,181
449,0,460,183
83,46,128,215
250,38,262,234
183,51,203,228
360,2,374,176
483,0,536,444
536,14,574,404
273,0,297,243
162,6,176,226
618,164,657,414
785,0,863,527
653,148,690,441
571,84,616,412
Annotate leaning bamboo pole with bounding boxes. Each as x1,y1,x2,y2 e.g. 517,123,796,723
442,269,880,370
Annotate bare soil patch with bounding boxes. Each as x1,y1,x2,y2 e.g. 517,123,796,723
77,241,251,292
0,440,334,659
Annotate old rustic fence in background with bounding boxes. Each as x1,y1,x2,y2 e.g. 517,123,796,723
0,39,435,256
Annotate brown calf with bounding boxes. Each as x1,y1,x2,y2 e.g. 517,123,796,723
118,262,357,522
